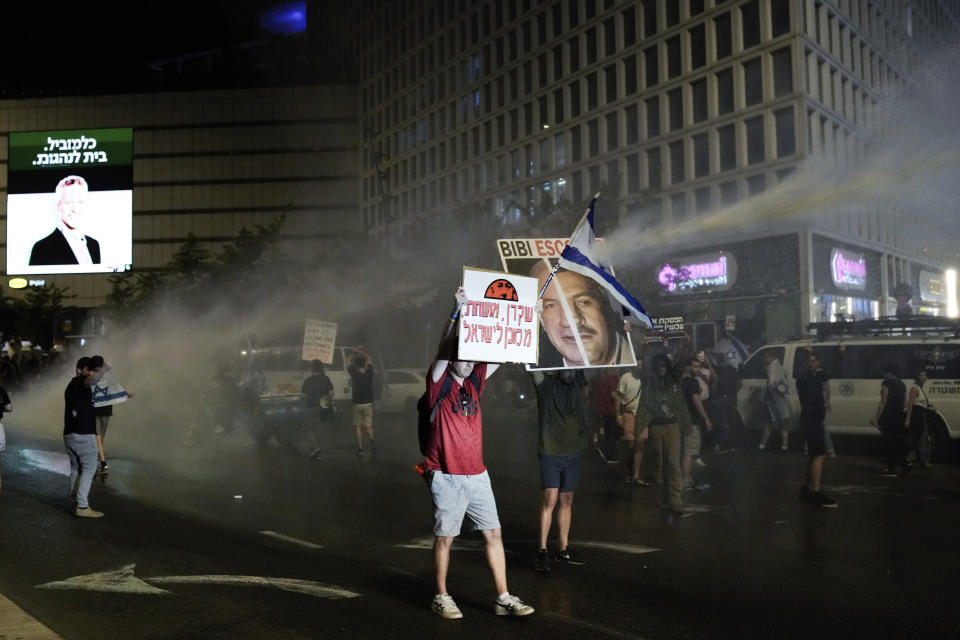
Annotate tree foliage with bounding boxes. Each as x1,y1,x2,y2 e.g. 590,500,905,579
105,213,288,319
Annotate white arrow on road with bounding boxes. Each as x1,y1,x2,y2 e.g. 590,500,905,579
36,564,360,600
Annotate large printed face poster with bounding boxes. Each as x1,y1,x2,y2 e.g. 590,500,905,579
6,128,134,275
302,319,338,364
497,238,637,371
458,267,539,364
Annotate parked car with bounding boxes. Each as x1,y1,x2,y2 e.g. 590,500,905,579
379,368,426,414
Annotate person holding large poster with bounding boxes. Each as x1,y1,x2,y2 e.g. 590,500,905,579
29,175,101,266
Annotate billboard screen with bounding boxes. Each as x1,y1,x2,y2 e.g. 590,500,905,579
6,127,133,275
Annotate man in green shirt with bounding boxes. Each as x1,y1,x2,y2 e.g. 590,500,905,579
531,369,589,572
635,354,691,517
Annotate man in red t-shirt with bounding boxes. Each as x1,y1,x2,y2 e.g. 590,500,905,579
423,288,534,620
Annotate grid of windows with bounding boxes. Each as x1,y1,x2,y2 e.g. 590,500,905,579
354,0,952,237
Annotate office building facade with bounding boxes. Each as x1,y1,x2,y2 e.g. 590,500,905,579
351,0,959,346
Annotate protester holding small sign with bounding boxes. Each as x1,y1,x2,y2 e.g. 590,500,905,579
422,287,534,620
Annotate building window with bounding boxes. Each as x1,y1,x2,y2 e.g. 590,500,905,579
743,57,763,106
643,0,657,38
645,96,660,137
745,115,765,164
772,47,793,97
625,104,639,144
671,193,687,217
541,138,551,171
627,153,640,192
555,132,567,166
588,73,599,110
644,45,659,87
624,55,638,95
694,186,711,213
746,174,766,196
741,1,761,49
691,78,707,123
666,1,680,27
670,140,685,184
587,27,598,65
667,35,682,79
719,180,738,205
775,106,796,157
717,68,734,115
718,124,736,171
693,132,709,177
605,64,618,103
569,35,581,72
623,7,637,47
604,17,616,56
588,119,600,156
668,88,683,131
647,147,662,188
571,125,583,162
690,24,706,70
606,112,619,150
714,13,732,60
570,80,581,118
771,0,791,38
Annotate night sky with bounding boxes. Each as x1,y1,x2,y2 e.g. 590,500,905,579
0,1,283,97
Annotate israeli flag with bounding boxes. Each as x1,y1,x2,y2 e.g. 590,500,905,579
556,194,653,329
92,370,129,408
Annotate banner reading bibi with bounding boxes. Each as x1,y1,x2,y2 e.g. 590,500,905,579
6,127,133,275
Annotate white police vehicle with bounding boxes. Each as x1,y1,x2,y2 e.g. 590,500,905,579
737,317,960,452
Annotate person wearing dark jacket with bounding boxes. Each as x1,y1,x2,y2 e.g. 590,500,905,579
796,353,837,508
64,356,108,517
870,364,909,476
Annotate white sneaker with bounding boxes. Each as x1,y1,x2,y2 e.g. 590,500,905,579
495,594,535,616
431,594,463,619
75,506,104,518
694,457,706,468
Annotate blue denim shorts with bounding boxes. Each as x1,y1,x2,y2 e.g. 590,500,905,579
429,470,501,537
539,453,583,492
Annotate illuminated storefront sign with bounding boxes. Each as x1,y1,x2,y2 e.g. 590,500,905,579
830,248,866,290
8,278,27,289
657,252,737,294
918,270,946,304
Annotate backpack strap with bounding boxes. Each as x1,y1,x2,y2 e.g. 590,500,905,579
429,366,483,423
428,371,455,423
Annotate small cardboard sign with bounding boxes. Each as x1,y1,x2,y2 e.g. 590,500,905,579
458,267,539,364
302,319,338,364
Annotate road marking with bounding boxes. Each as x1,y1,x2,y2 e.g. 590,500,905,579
395,536,487,551
150,575,358,599
396,536,660,555
36,564,359,600
36,565,169,595
574,541,660,555
260,530,323,550
18,449,71,476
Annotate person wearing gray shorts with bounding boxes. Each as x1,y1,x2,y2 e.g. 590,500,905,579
420,287,534,620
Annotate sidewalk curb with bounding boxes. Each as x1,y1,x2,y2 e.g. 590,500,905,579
0,592,63,639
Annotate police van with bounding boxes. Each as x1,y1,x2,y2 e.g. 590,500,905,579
241,345,359,407
737,317,960,450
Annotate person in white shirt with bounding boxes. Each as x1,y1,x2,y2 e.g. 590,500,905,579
29,175,101,266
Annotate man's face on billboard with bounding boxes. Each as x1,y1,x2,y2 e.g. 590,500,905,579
538,270,611,366
58,184,86,230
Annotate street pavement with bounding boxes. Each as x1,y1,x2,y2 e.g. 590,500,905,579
0,406,958,639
